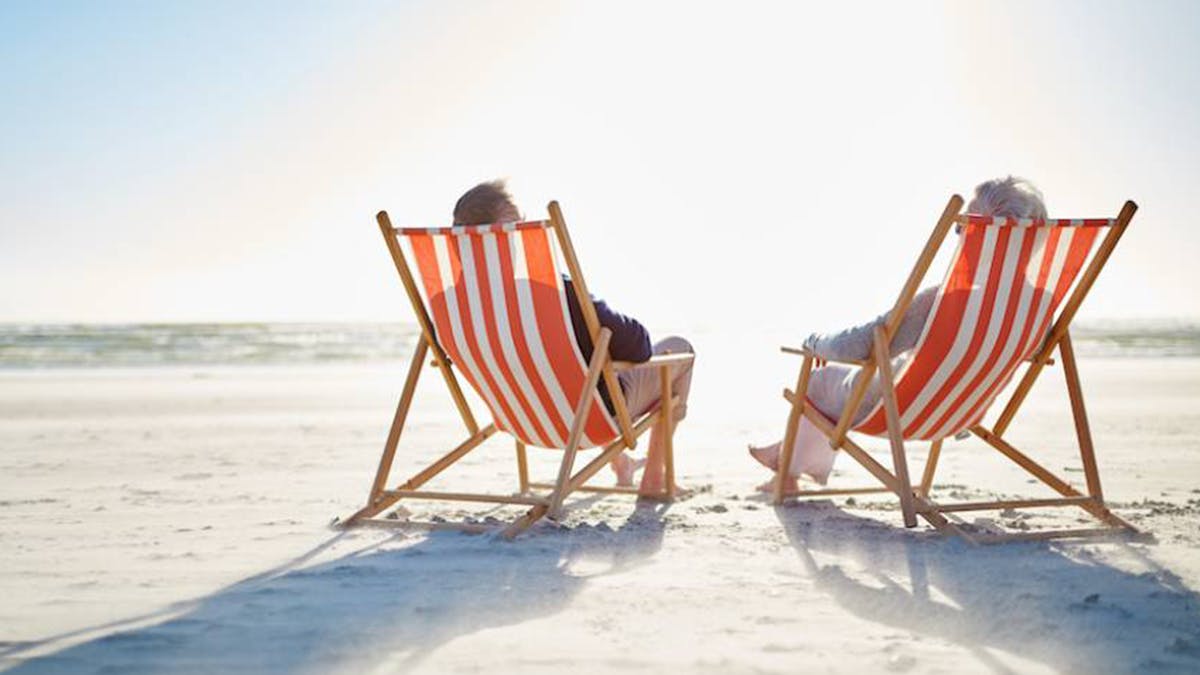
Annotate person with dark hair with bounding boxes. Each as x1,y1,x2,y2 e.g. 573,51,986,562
452,180,695,496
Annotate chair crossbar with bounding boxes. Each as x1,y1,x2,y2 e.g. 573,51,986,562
395,220,550,236
969,527,1133,545
350,518,497,534
954,215,1116,228
931,496,1095,513
380,489,548,506
613,352,695,371
527,481,641,496
782,486,893,498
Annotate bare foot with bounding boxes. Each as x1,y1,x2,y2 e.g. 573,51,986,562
611,453,646,487
639,473,664,497
638,470,681,498
748,442,781,471
637,480,683,500
757,477,798,494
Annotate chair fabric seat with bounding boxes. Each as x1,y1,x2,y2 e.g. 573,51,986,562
400,220,621,449
853,219,1103,441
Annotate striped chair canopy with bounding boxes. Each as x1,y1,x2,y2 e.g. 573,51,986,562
854,215,1114,441
398,220,621,449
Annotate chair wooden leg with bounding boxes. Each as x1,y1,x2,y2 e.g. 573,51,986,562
919,439,942,497
343,423,498,524
1060,332,1104,501
992,360,1046,437
515,440,529,494
503,396,661,539
874,326,917,528
660,364,676,500
799,404,953,534
545,329,613,523
969,424,1135,530
775,353,814,505
348,342,427,523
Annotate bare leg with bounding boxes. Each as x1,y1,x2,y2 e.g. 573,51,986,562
758,476,797,493
639,419,674,495
626,336,694,497
748,441,781,472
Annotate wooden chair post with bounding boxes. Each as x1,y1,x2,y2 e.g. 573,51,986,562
919,439,942,497
515,440,530,494
367,341,427,502
546,328,613,520
874,326,918,528
344,340,428,523
547,201,637,450
829,195,963,448
660,364,675,499
376,211,479,435
1059,331,1104,501
774,352,814,504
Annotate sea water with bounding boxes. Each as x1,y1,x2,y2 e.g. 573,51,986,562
0,319,1198,369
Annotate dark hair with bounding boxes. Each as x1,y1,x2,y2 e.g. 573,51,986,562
453,179,518,225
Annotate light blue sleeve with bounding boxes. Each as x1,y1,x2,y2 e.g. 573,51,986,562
803,286,938,361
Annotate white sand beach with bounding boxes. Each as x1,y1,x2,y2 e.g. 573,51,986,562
5,0,1200,672
2,347,1200,673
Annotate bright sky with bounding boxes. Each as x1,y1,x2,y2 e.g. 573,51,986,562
2,0,1198,335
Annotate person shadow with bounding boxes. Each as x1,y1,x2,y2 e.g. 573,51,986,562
775,501,1200,673
2,503,668,674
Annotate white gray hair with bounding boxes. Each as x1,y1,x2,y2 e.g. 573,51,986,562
967,176,1048,219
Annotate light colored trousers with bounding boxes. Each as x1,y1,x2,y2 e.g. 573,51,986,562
786,362,887,484
619,336,694,423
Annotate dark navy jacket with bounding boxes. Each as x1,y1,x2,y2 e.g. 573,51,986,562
563,278,652,411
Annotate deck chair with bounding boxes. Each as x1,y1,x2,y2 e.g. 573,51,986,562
773,195,1139,544
340,201,693,539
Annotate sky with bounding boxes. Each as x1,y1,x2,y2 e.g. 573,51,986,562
1,0,1198,335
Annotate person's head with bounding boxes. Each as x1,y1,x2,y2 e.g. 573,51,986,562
452,179,520,225
967,176,1048,220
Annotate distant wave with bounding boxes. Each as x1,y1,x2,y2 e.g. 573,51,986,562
0,323,421,368
0,320,1197,369
1071,318,1200,358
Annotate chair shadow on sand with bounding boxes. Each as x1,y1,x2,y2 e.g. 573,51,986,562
3,503,669,674
776,502,1200,673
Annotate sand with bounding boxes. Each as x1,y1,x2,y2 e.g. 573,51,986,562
2,354,1200,673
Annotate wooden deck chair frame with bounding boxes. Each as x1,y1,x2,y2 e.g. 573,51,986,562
772,195,1140,545
339,201,693,539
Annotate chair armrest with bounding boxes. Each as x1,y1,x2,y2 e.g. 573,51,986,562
612,352,695,372
779,345,867,366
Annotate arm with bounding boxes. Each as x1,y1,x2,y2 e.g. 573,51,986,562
564,277,652,363
593,296,652,362
804,286,937,361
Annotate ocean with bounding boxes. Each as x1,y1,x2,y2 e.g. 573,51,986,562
0,320,1198,369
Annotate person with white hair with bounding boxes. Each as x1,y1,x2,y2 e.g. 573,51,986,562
749,177,1049,492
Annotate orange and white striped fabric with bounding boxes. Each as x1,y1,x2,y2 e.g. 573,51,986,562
397,220,621,449
854,216,1114,441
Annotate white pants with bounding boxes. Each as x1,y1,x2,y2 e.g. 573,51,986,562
785,363,868,485
619,336,694,422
